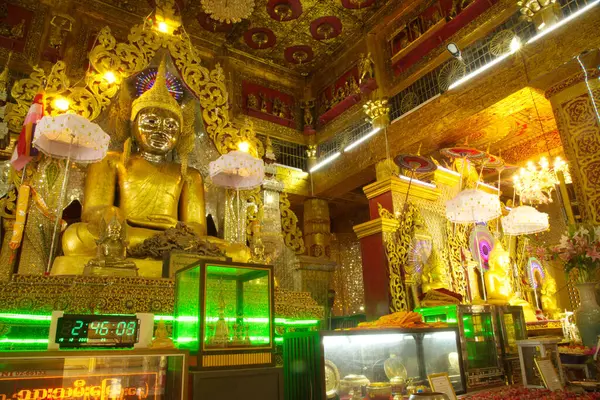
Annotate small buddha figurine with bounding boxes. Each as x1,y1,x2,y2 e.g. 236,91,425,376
60,57,248,273
150,320,174,349
421,248,447,293
484,242,513,304
541,275,560,319
85,214,136,268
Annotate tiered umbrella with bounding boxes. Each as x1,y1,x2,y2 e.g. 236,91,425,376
209,150,265,243
394,153,437,214
34,113,110,272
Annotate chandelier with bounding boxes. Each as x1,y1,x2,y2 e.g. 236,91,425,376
512,156,572,204
201,0,255,24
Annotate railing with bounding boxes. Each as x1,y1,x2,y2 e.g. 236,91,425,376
258,135,308,171
317,120,373,160
258,0,593,169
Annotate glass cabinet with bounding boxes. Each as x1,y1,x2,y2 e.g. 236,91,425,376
174,260,275,369
0,350,188,399
415,304,504,388
283,327,466,400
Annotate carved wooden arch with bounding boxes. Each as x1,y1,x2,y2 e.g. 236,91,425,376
6,21,262,156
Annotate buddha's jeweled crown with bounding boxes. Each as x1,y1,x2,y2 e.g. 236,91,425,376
131,57,183,125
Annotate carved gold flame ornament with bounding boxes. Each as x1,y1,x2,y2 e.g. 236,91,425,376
201,0,256,24
363,99,390,130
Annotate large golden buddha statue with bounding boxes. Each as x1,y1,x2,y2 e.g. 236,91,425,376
484,242,513,304
54,58,236,275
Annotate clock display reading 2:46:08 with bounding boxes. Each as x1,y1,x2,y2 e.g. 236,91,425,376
56,315,140,348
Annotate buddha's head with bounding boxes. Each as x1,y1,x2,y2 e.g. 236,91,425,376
131,57,183,156
488,242,510,272
107,215,123,240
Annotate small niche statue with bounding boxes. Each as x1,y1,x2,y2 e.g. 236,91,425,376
358,52,375,84
83,214,138,276
150,320,174,349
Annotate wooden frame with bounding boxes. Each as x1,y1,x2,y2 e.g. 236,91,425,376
534,356,564,391
428,372,458,400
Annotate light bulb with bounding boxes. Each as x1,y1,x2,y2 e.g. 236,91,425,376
53,97,70,111
158,21,169,33
103,71,117,84
509,36,522,53
238,141,250,153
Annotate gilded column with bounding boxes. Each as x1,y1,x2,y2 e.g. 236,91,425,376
303,198,331,258
546,66,600,223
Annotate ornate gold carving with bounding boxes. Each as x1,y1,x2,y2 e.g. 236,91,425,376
245,187,263,239
0,275,323,319
549,74,600,223
7,66,44,133
363,176,440,201
303,198,331,258
127,222,226,259
364,98,390,129
0,187,17,219
353,217,399,239
444,221,469,299
6,22,259,156
379,202,412,312
279,192,306,255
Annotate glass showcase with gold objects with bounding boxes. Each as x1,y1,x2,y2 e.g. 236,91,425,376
494,305,527,384
0,350,188,399
415,305,504,388
174,260,275,369
283,327,466,400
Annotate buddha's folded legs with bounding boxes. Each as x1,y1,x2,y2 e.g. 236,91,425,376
62,222,162,256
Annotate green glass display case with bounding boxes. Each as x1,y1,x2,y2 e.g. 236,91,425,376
495,305,527,384
174,260,275,369
415,304,504,389
283,327,466,400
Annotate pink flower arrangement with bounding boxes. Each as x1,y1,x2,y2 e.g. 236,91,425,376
550,225,600,283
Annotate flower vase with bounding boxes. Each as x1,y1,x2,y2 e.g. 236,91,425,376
575,283,600,347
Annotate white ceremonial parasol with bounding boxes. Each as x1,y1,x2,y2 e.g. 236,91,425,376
445,189,502,223
502,205,549,236
34,114,110,163
446,188,501,301
209,150,265,190
209,150,265,243
34,113,110,273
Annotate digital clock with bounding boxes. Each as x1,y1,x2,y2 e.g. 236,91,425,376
54,314,140,349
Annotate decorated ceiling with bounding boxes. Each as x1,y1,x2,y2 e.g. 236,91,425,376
96,0,391,75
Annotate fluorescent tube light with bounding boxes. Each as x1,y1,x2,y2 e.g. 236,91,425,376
448,51,514,90
309,152,341,173
437,166,461,176
343,127,381,152
527,0,600,45
399,174,437,188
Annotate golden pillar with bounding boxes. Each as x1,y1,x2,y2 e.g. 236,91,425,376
303,198,331,258
547,63,600,223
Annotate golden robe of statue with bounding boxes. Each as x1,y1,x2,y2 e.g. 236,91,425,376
484,242,513,304
56,58,242,274
541,274,559,319
62,58,205,257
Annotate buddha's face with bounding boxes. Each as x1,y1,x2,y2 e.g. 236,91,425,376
133,107,181,155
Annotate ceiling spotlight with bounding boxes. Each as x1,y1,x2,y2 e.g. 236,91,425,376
446,42,462,60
